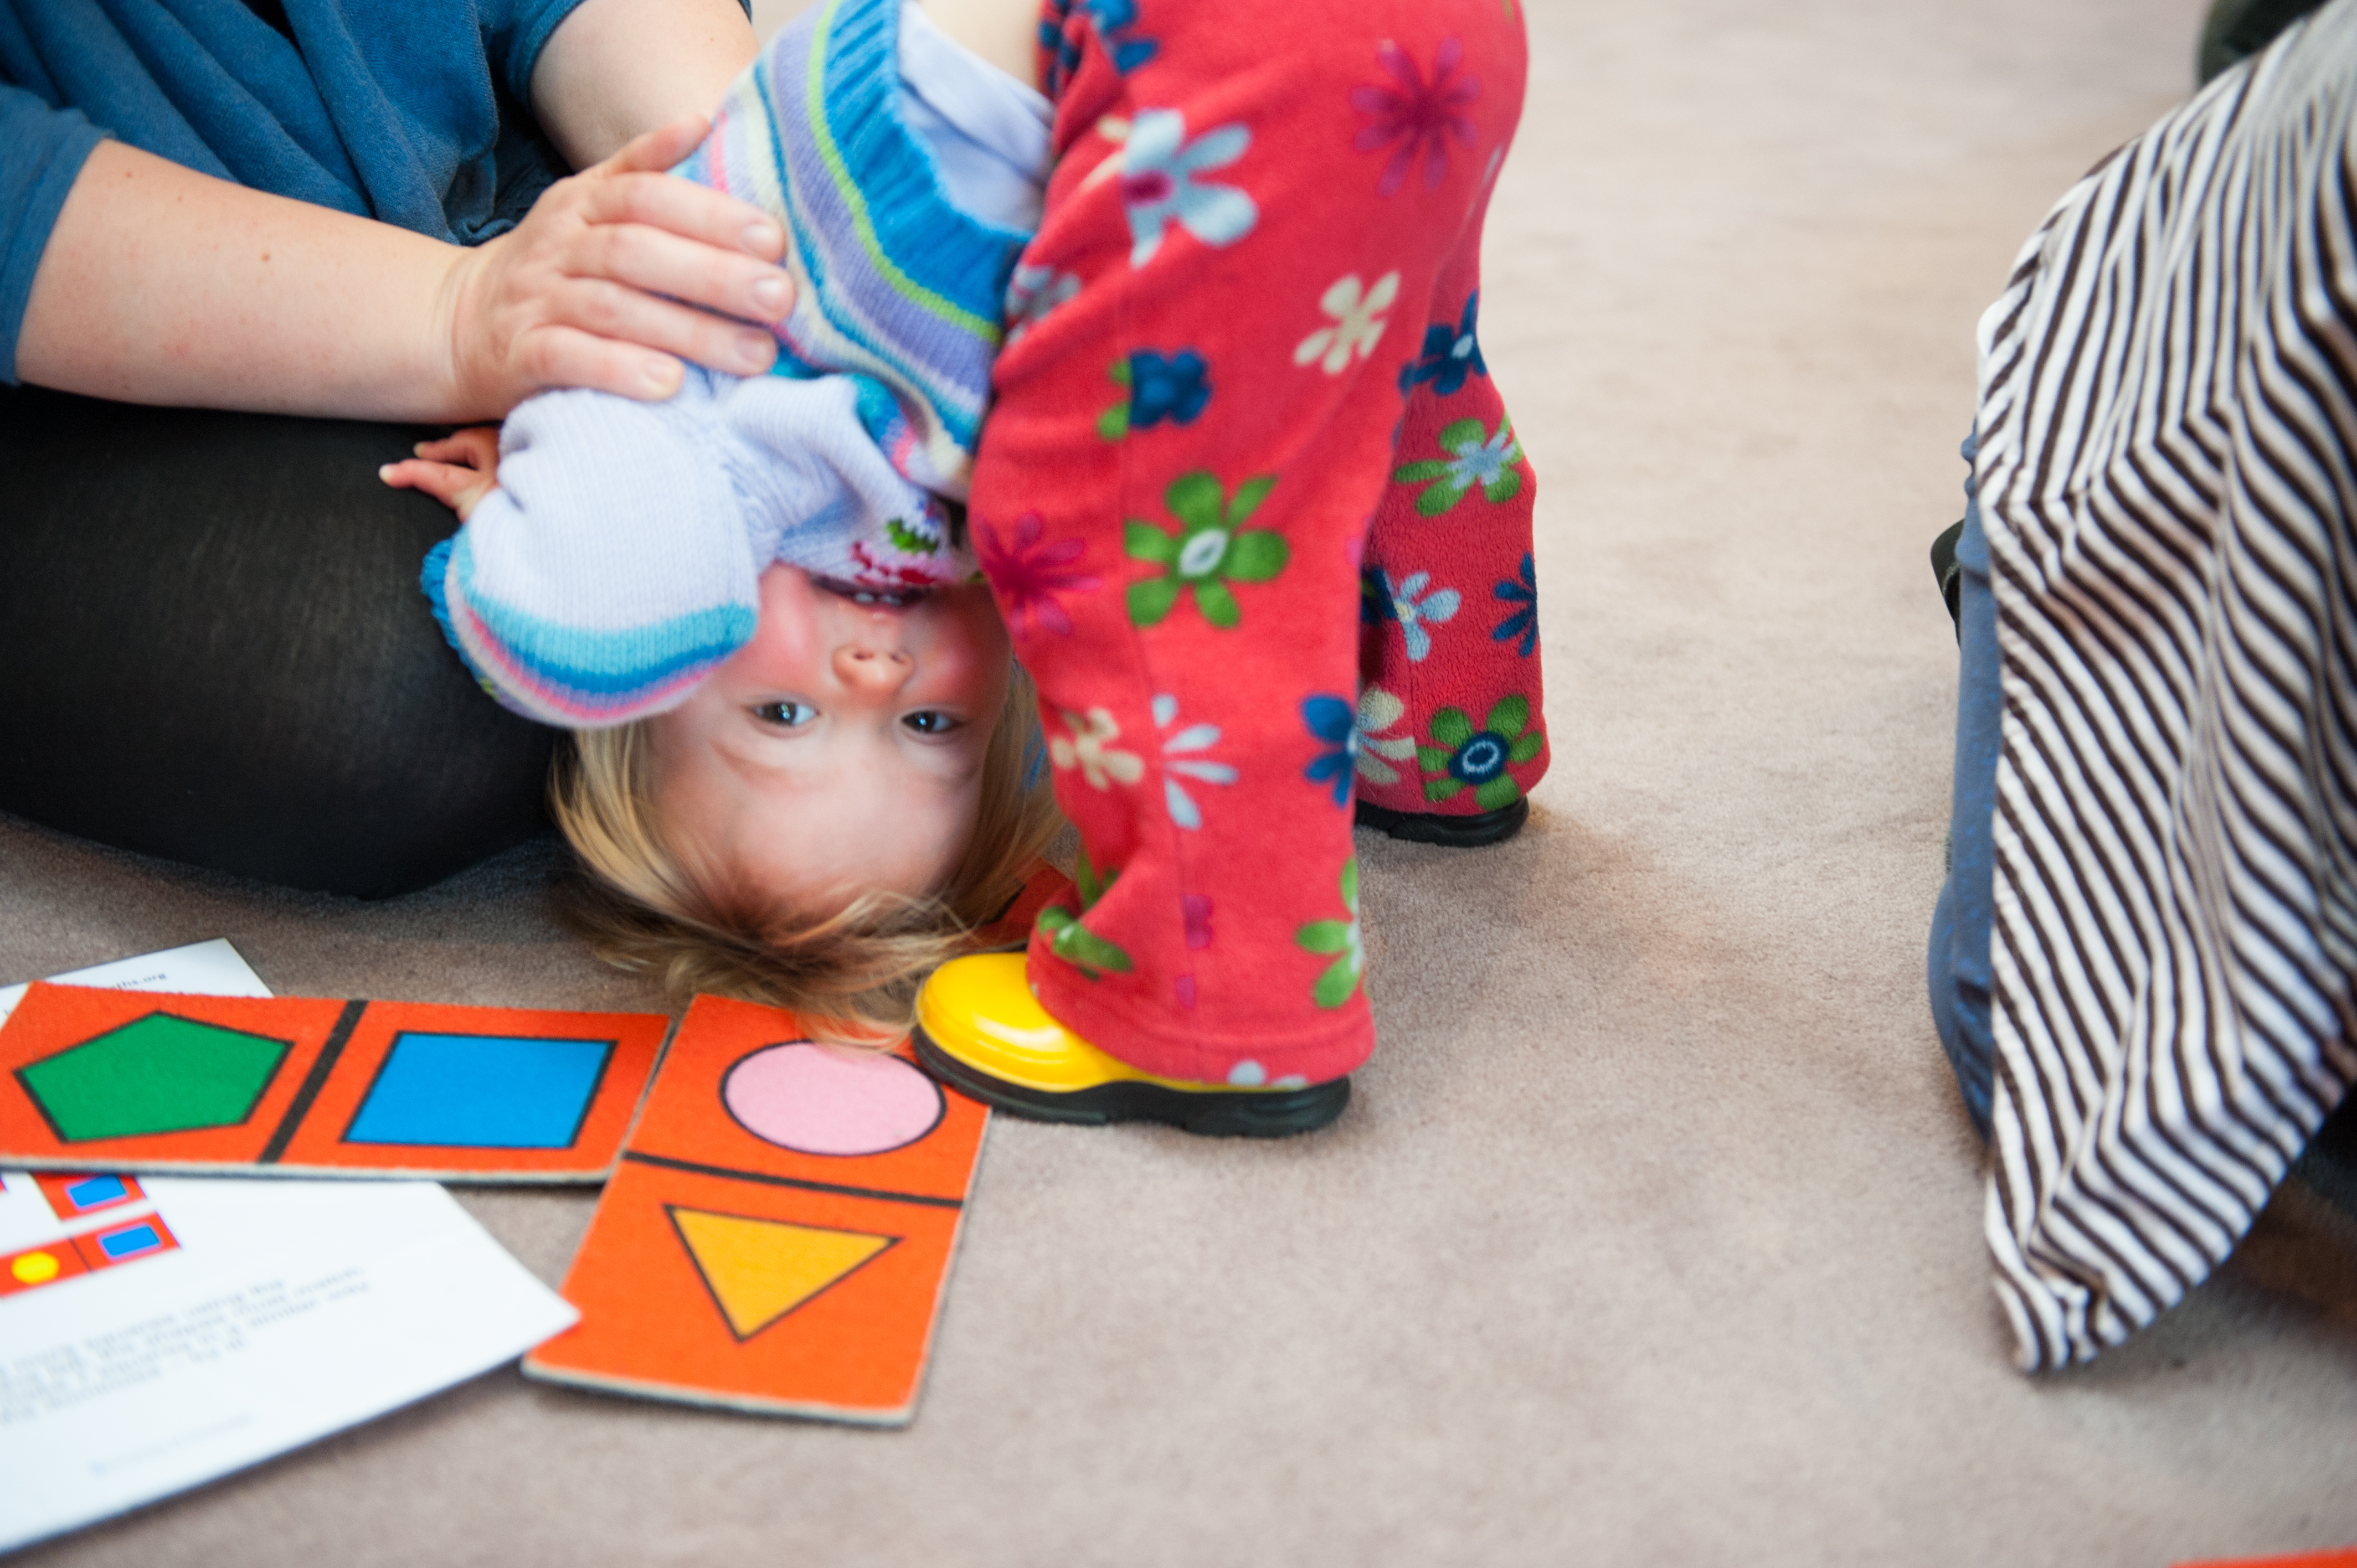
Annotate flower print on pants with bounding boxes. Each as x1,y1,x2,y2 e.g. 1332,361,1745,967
1125,472,1289,628
1363,567,1460,661
1101,349,1212,439
1005,263,1082,343
1417,695,1544,809
1155,694,1238,829
1295,272,1401,375
1295,858,1365,1008
1353,686,1419,787
1350,39,1481,196
968,0,1536,1092
1393,416,1523,515
1398,291,1486,398
1038,849,1133,978
1493,553,1538,657
1301,695,1358,807
1082,0,1158,71
1117,110,1258,266
977,512,1099,638
1050,708,1146,790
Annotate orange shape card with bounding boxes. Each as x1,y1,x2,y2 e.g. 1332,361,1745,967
0,984,671,1182
524,992,989,1424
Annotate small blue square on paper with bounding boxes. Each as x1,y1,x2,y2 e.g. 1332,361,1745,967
343,1033,614,1150
100,1223,162,1259
64,1175,130,1210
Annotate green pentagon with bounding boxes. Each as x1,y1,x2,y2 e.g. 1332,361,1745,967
18,1013,291,1142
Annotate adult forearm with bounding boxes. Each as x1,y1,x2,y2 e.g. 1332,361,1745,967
16,140,466,421
16,122,794,425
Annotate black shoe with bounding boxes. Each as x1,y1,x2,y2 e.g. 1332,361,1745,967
1931,516,1965,644
2292,1090,2357,1220
1354,796,1528,848
2199,0,2327,82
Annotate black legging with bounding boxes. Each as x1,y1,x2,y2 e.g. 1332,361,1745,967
0,384,554,898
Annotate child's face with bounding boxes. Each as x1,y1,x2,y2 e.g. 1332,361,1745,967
647,565,1012,914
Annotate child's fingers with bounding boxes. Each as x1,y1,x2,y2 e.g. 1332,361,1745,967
379,457,461,497
379,457,498,521
386,425,502,518
378,457,475,501
410,426,501,471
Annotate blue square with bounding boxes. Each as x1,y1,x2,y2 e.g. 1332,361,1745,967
343,1033,614,1150
100,1223,162,1260
65,1175,130,1211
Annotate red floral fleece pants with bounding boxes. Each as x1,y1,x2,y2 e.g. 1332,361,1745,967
968,0,1546,1087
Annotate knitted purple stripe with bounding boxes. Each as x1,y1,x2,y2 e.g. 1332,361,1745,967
759,39,994,423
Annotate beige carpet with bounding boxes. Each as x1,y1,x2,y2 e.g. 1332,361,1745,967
13,0,2357,1562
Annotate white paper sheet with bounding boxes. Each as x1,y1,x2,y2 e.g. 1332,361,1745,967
0,1175,577,1551
0,942,579,1553
0,937,271,1027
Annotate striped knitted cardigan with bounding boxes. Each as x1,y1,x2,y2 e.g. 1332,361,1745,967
424,0,1025,728
1974,1,2357,1370
679,0,1016,498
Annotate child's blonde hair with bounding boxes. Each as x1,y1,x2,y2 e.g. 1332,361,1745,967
551,666,1062,1043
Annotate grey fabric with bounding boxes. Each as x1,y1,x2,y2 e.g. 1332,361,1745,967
8,0,2355,1562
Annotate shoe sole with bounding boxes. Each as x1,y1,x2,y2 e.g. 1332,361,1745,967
913,1028,1351,1138
1354,796,1529,848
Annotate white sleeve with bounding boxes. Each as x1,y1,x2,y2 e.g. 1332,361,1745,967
715,370,972,589
434,375,765,726
896,2,1051,232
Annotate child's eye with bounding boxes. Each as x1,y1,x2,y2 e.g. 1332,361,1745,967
752,701,815,728
903,710,962,736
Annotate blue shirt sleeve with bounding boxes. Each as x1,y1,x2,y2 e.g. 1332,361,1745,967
0,0,734,388
0,84,102,385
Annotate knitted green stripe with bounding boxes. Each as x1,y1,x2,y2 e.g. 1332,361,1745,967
801,0,1000,344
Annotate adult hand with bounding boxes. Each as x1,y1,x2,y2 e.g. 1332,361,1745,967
437,113,792,417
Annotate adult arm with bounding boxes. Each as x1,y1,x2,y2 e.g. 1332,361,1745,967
11,0,780,422
917,0,1042,90
531,0,763,168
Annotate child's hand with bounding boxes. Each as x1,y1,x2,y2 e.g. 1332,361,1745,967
380,427,502,520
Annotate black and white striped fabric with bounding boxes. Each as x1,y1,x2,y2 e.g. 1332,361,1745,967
1972,1,2357,1371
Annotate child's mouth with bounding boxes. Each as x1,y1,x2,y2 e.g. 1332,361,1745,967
812,578,931,610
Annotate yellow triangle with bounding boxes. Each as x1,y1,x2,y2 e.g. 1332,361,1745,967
668,1208,896,1340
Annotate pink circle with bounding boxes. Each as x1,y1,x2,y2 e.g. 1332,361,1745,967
721,1043,944,1157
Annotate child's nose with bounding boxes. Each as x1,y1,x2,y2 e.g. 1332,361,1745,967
832,644,912,692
